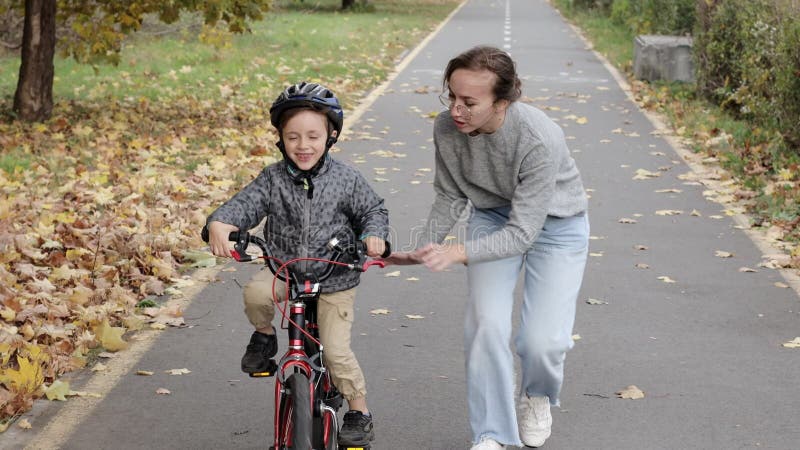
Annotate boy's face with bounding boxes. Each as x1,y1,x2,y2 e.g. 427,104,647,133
282,110,334,171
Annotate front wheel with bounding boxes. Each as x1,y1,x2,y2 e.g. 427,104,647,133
287,372,313,450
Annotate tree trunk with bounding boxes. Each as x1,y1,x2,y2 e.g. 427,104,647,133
342,0,355,10
13,0,56,122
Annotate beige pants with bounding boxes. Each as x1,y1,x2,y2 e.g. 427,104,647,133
243,268,367,400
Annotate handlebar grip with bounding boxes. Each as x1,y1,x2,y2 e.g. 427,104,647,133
201,225,210,243
380,241,392,259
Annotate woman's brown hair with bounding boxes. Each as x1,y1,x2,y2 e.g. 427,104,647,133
443,45,522,103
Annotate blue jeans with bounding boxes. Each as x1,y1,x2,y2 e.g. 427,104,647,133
464,206,589,446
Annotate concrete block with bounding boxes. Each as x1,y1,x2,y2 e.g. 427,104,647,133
633,35,694,83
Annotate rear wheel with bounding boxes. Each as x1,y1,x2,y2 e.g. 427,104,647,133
287,373,313,450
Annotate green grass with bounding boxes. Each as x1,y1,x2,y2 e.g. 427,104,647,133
0,0,457,108
0,147,32,174
553,2,636,71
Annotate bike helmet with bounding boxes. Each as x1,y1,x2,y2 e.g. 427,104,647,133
269,81,344,148
269,82,344,199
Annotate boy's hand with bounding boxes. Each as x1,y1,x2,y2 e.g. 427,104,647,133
208,221,240,257
362,236,386,258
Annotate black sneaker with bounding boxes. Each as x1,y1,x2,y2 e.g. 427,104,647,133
240,330,277,374
337,410,375,447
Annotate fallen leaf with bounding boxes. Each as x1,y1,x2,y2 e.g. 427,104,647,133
658,276,676,283
17,419,31,429
782,337,800,348
166,368,191,375
616,385,645,399
655,210,683,216
618,218,637,224
156,388,171,395
715,251,733,258
405,277,419,281
774,282,789,289
586,298,608,305
405,314,425,320
633,169,660,180
91,363,107,372
738,267,757,273
136,370,154,376
635,263,650,269
45,380,70,401
93,319,128,352
634,244,648,250
571,334,581,341
384,271,401,277
369,308,391,315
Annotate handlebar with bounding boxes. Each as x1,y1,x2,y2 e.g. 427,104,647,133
201,225,389,283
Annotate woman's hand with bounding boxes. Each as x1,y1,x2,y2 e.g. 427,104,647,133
382,251,422,266
363,236,387,258
208,221,240,257
416,242,467,272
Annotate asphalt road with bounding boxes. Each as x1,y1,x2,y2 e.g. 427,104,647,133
11,0,800,449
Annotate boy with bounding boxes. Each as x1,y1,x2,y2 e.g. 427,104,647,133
206,81,388,447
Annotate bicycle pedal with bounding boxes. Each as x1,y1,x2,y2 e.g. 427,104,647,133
248,359,278,378
341,446,368,450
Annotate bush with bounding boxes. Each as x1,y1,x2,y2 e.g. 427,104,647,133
610,0,695,35
695,0,800,147
774,18,800,147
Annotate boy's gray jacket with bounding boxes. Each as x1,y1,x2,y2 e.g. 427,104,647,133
207,158,389,293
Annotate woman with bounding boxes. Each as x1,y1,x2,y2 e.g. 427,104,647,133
387,46,589,449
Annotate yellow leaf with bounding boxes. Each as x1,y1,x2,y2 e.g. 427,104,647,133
69,285,94,305
369,308,390,315
66,248,92,261
405,314,425,319
93,319,128,352
658,276,676,283
0,355,45,395
17,418,32,429
384,271,401,277
0,307,15,322
45,380,70,401
616,385,645,399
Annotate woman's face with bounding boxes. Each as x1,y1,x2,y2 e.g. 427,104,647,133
445,68,508,134
281,110,334,171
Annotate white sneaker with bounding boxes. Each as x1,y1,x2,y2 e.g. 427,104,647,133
470,437,506,450
519,395,552,447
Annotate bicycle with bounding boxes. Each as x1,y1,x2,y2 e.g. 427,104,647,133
202,226,387,450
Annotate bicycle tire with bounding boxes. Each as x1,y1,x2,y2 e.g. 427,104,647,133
288,372,313,450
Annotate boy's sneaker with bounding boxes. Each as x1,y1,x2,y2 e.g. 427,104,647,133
470,437,506,450
337,410,375,446
240,330,277,374
519,395,552,448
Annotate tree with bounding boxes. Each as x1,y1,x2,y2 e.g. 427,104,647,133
4,0,270,122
